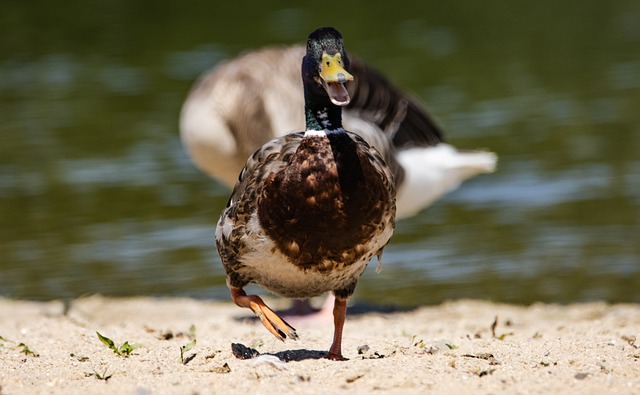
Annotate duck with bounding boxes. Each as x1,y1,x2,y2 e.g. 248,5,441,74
180,39,497,220
215,27,396,360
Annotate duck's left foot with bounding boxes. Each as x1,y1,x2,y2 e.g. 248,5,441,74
324,297,349,361
231,287,298,341
324,352,348,361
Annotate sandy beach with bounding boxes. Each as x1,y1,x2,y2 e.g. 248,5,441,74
0,296,639,394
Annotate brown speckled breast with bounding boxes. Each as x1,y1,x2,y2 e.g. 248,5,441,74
257,131,393,271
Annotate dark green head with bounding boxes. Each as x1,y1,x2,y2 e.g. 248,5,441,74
302,27,354,107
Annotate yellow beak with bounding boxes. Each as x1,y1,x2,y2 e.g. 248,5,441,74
319,53,354,83
319,52,353,106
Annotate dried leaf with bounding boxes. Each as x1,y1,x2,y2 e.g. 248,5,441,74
463,353,501,365
478,369,495,377
622,335,637,348
346,373,365,383
70,353,90,362
211,363,231,374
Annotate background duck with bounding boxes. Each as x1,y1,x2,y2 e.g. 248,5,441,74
181,30,497,322
216,27,396,360
180,45,497,220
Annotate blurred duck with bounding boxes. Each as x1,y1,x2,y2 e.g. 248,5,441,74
180,45,496,220
180,35,497,322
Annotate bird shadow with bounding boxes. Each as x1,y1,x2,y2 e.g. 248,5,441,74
229,302,415,362
274,348,327,362
231,342,325,362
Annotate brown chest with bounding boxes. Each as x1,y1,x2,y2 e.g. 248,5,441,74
257,133,392,270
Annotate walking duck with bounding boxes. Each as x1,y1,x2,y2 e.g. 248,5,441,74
215,27,396,360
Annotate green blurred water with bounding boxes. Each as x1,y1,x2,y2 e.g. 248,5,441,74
1,0,639,306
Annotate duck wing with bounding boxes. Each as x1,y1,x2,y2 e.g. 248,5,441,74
346,56,445,149
225,132,305,211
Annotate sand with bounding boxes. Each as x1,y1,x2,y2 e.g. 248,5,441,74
0,296,639,394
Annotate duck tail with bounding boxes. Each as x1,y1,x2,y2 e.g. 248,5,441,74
394,144,497,218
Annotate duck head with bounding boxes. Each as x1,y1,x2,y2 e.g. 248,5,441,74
302,27,354,107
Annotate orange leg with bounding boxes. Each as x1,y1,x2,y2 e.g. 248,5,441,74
231,288,298,341
325,297,348,360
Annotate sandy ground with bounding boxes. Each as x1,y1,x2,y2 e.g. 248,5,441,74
0,296,639,395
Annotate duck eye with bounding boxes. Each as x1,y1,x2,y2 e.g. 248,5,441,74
326,61,330,66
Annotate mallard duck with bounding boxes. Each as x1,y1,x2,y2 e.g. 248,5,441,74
180,40,496,220
215,27,396,360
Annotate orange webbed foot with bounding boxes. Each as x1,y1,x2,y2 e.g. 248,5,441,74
231,288,298,341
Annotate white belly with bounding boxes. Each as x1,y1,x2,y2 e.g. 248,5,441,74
234,213,382,298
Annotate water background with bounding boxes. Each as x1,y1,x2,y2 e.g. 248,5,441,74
2,0,639,306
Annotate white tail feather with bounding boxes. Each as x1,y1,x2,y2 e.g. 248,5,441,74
395,144,497,218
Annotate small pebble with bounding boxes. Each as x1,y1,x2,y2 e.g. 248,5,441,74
357,345,370,355
251,354,288,370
